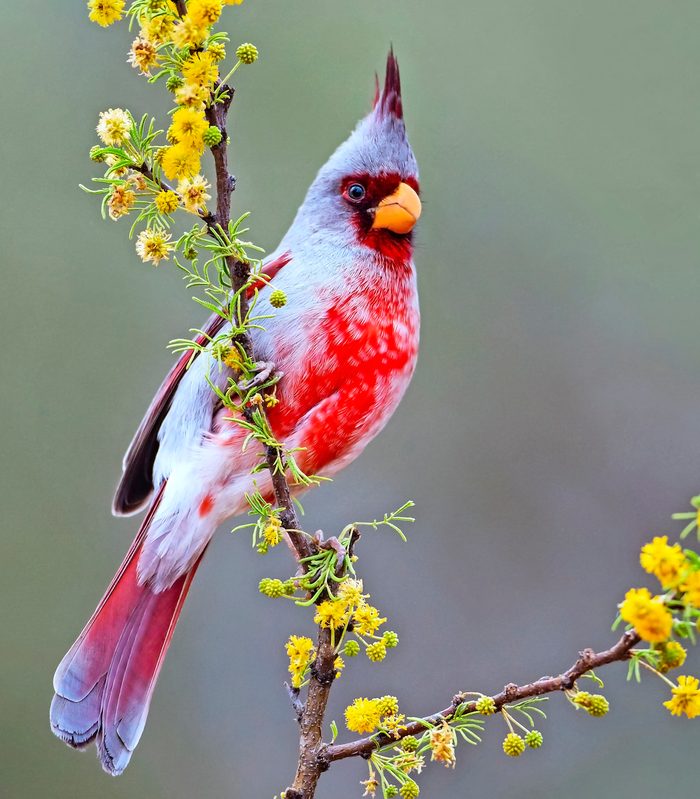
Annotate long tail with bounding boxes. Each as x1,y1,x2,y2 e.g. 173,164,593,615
50,486,203,775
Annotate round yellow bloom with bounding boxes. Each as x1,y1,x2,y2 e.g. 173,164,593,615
639,536,687,588
154,190,180,215
345,698,382,734
188,0,222,26
161,143,201,180
88,0,124,27
681,570,700,609
222,346,243,370
619,587,673,643
182,51,219,88
169,107,209,151
135,227,173,265
140,13,175,44
172,18,209,49
353,603,386,636
376,695,399,717
314,599,350,631
663,675,700,718
502,733,525,757
334,656,345,677
337,578,366,607
366,641,387,662
174,82,210,111
657,640,687,673
96,108,131,146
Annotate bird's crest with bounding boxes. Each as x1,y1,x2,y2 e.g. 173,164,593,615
373,49,403,120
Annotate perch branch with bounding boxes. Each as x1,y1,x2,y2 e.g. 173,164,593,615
323,629,641,763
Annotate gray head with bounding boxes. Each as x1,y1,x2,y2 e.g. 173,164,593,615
287,50,421,256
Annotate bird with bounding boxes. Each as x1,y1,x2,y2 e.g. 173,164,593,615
50,50,421,776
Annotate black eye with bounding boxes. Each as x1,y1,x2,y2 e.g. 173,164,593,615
346,183,366,201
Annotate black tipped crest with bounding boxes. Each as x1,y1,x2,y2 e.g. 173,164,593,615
374,49,403,119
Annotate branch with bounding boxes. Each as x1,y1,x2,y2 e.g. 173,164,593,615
323,629,641,763
205,86,312,562
208,76,327,797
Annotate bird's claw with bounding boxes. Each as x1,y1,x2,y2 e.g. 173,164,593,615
237,360,283,391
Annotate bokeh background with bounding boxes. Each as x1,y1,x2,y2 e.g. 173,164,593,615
2,1,700,796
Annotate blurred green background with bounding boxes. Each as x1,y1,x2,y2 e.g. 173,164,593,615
2,1,699,796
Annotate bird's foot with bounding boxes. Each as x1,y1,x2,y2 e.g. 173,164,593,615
238,360,283,391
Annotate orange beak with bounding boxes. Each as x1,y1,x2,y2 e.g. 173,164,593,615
371,182,422,234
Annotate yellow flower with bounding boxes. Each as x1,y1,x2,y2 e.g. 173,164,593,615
619,587,673,643
188,0,222,26
88,0,124,27
96,108,131,146
640,536,687,588
222,346,243,370
154,190,180,215
172,17,209,49
681,570,700,609
429,721,456,767
135,227,173,265
337,578,366,607
314,599,350,631
169,107,209,151
286,635,314,688
657,640,687,673
174,82,210,111
502,733,525,757
140,13,175,44
262,517,282,547
376,695,399,717
161,143,201,180
334,656,345,678
382,713,406,738
360,775,378,798
663,675,700,718
345,698,382,734
107,184,136,219
182,51,219,88
223,0,244,4
177,174,211,213
127,37,159,75
264,390,279,408
353,603,386,636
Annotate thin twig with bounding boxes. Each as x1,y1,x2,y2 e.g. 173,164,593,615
323,629,641,763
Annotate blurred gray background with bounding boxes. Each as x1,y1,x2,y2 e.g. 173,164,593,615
2,1,699,796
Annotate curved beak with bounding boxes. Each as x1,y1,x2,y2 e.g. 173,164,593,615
371,182,421,234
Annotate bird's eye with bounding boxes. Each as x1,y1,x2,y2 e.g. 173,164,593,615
346,183,366,201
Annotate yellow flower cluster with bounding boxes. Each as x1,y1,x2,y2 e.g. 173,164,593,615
135,227,173,265
619,587,673,643
88,0,124,27
344,695,401,734
663,675,700,718
107,183,136,220
640,536,687,588
286,635,314,689
96,108,131,146
429,722,456,768
262,516,282,548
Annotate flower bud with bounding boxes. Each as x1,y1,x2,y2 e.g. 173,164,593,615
203,125,223,147
269,288,287,308
236,42,259,64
